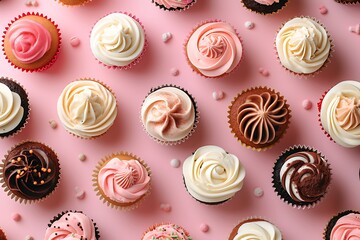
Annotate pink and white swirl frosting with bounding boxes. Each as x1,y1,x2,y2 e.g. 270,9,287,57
98,157,150,203
8,18,51,64
142,224,192,240
44,211,96,240
254,0,279,5
153,0,193,8
330,213,360,240
141,87,195,142
186,21,242,77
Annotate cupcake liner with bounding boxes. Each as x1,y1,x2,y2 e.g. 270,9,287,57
0,140,61,204
0,77,31,139
2,12,61,73
317,90,336,143
92,152,151,211
56,0,92,6
241,0,288,15
184,19,244,79
274,16,334,77
334,0,360,4
151,0,197,12
271,145,332,209
0,228,7,240
141,223,191,239
90,12,147,70
227,86,291,151
323,210,360,240
140,84,199,145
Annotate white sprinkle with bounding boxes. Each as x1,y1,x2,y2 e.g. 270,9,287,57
244,21,255,29
254,187,264,197
212,91,225,101
25,235,34,240
160,203,172,212
170,159,181,168
49,120,57,129
162,32,172,43
78,153,86,162
75,186,86,200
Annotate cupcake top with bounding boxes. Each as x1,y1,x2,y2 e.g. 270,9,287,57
276,17,331,74
229,219,282,240
183,145,246,204
141,86,196,143
328,212,360,240
153,0,194,10
242,0,287,15
57,79,117,139
142,224,192,240
320,80,360,148
186,21,242,77
90,13,145,67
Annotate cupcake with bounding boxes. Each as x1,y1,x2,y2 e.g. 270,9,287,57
57,78,117,139
44,210,100,240
2,12,61,72
228,86,291,151
319,80,360,148
272,145,331,208
241,0,288,15
324,210,360,240
141,85,198,145
56,0,91,6
185,20,243,78
0,141,61,204
93,152,151,210
151,0,196,11
90,12,146,69
142,223,192,240
182,145,246,205
228,218,282,239
0,228,7,240
275,17,331,75
0,77,30,138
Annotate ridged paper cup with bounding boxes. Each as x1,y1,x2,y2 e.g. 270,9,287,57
323,210,360,240
0,228,7,240
334,0,360,4
241,0,288,15
150,0,197,11
56,0,92,6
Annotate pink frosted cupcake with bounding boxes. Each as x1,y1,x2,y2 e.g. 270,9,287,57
151,0,196,11
141,224,192,240
323,210,360,240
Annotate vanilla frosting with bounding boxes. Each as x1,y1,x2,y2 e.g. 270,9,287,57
254,0,279,5
141,87,195,142
330,213,360,240
320,80,360,147
182,145,245,203
0,83,24,134
276,17,330,74
57,80,117,138
90,13,145,67
153,0,193,8
234,221,282,240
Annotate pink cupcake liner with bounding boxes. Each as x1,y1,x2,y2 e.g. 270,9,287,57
150,0,197,12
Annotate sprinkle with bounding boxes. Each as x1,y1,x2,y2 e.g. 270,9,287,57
40,180,44,184
16,175,20,179
162,32,172,43
170,159,181,168
349,24,360,35
160,203,172,212
25,235,34,240
29,150,33,154
302,99,313,110
33,181,37,185
47,169,52,173
259,68,270,77
212,91,225,101
49,120,58,129
78,153,86,162
244,21,255,30
70,37,81,47
25,0,38,6
319,5,328,15
12,213,22,222
75,187,86,200
200,223,209,233
253,187,264,197
17,157,22,161
11,160,16,163
170,68,179,76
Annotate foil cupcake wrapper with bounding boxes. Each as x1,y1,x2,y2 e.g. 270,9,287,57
323,210,360,240
151,0,197,12
56,0,92,6
241,0,288,15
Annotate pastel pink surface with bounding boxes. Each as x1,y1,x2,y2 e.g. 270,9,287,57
0,1,359,240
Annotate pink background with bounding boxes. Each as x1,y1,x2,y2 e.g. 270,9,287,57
1,0,360,239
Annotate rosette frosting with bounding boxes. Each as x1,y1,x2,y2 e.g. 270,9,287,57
186,21,242,77
330,213,360,240
254,0,279,5
153,0,193,8
234,221,282,240
276,17,330,74
182,145,246,203
142,224,192,240
320,80,360,148
90,13,145,67
57,80,117,138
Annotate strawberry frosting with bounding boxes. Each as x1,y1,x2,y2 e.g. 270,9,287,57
153,0,193,8
330,213,360,240
142,224,192,240
254,0,279,5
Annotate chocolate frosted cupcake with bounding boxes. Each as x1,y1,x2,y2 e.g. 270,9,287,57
44,210,100,239
0,141,60,204
151,0,196,11
228,86,291,151
324,210,360,240
272,145,331,208
242,0,288,15
0,77,30,138
142,223,192,240
0,228,7,240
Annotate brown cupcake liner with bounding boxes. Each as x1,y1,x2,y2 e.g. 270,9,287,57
227,86,291,151
2,12,61,73
323,210,360,240
151,0,197,12
141,223,191,239
56,0,92,6
0,140,61,204
241,0,288,15
0,227,7,240
274,16,334,77
317,90,336,143
334,0,360,4
0,77,31,139
92,152,151,211
271,145,332,209
184,19,244,79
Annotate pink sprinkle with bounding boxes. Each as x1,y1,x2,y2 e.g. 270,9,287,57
212,91,225,101
75,187,86,200
200,223,209,233
12,213,21,222
259,68,270,77
349,24,360,35
170,68,179,76
70,37,81,47
160,203,171,212
319,6,328,15
302,99,313,110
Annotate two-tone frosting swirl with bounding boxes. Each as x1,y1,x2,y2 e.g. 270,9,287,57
182,145,246,203
8,18,51,64
98,157,150,203
142,224,192,240
0,83,24,134
141,87,195,142
254,0,279,5
234,221,282,240
57,80,117,138
186,21,242,77
276,17,330,74
90,13,145,67
279,151,331,203
153,0,193,9
320,80,360,148
44,211,96,240
330,213,360,240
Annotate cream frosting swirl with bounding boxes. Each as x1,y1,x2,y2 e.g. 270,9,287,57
276,17,330,74
57,80,117,138
234,221,282,240
90,13,145,67
8,18,51,64
320,80,360,147
98,157,150,203
141,87,195,142
182,145,245,203
0,83,24,134
153,0,193,8
142,224,192,240
330,213,360,240
254,0,279,5
186,21,242,77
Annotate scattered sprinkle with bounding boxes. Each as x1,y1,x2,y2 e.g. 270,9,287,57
25,0,38,6
200,223,209,233
49,120,57,129
212,91,225,101
12,213,21,222
70,37,81,47
302,99,313,110
170,159,181,168
75,186,86,200
253,187,264,197
244,21,255,30
25,235,34,240
160,203,172,212
319,5,328,15
170,68,179,76
78,153,86,162
259,68,270,77
162,32,172,43
349,24,360,35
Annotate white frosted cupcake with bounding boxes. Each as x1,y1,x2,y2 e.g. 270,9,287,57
228,218,282,240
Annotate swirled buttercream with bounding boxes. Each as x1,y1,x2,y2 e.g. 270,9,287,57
330,213,360,240
276,17,330,74
254,0,279,5
186,21,242,77
153,0,193,9
142,224,192,240
90,13,145,67
234,221,282,240
320,80,360,147
57,80,117,138
183,145,245,203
